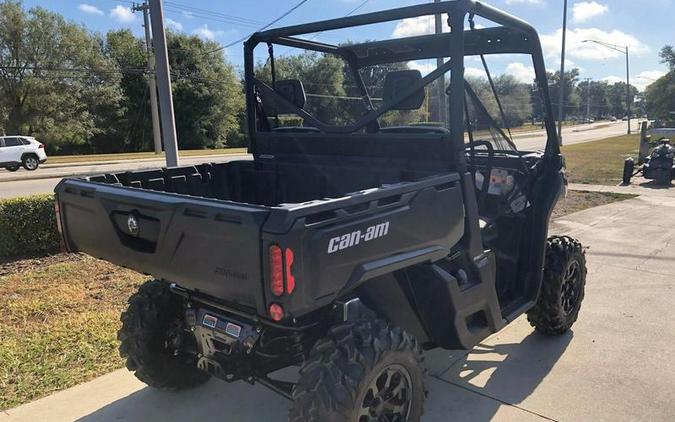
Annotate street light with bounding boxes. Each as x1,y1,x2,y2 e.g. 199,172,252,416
582,39,632,135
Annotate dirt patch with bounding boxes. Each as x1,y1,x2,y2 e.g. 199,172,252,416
0,253,86,276
552,190,637,219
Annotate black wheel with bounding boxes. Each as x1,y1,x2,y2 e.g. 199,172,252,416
118,279,210,390
290,319,426,422
6,165,20,172
527,236,586,336
22,155,39,171
622,158,634,184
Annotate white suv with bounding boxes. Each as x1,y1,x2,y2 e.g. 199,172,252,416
0,136,48,172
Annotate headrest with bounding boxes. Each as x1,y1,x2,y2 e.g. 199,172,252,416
383,70,425,110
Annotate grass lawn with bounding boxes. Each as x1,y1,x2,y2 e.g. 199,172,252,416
47,147,248,165
552,190,637,219
0,254,146,410
562,134,640,185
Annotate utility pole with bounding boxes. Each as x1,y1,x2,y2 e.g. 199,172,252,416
148,0,179,167
584,78,592,122
434,0,446,128
557,0,568,145
133,1,162,155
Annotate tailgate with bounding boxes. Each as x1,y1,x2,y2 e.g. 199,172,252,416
55,179,270,312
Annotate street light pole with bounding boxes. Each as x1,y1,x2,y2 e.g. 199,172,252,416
557,0,568,145
626,46,631,134
582,39,632,135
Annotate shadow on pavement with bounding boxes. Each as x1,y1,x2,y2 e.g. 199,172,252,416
77,331,571,422
427,330,572,421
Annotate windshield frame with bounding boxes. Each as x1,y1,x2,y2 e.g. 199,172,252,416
243,0,558,156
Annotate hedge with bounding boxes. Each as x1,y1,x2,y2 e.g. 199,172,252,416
0,195,61,259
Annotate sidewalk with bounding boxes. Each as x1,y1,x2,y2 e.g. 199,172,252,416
2,195,675,422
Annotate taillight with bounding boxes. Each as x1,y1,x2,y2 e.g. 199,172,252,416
38,143,44,149
269,245,284,296
269,245,296,297
285,248,295,294
269,303,284,321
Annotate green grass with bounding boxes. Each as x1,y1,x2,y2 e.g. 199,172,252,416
0,255,146,410
47,147,248,165
562,134,640,185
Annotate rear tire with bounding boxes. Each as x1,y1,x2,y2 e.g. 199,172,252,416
6,165,19,172
118,279,210,390
289,319,426,422
22,155,39,171
622,158,634,184
527,236,586,336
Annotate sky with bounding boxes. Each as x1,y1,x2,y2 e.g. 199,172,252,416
23,0,674,91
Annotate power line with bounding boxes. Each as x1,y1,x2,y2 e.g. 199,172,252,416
204,0,312,55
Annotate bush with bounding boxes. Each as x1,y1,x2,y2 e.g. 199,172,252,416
0,195,61,259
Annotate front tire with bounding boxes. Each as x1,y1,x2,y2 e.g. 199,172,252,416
22,155,39,171
290,319,426,422
527,236,587,336
118,279,210,390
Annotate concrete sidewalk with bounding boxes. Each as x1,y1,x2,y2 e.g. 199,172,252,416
2,195,675,422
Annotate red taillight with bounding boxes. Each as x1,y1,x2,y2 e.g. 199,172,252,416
269,245,284,296
285,248,295,294
38,143,44,149
269,303,284,321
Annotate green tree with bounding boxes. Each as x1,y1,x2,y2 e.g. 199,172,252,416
168,33,245,149
660,45,675,71
0,1,121,153
548,68,581,120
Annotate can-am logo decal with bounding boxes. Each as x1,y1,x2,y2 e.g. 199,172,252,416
327,222,390,254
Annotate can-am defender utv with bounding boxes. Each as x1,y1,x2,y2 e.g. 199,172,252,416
54,1,586,420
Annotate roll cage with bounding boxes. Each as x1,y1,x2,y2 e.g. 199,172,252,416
243,0,558,157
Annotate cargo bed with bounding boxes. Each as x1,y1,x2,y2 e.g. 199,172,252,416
55,160,464,316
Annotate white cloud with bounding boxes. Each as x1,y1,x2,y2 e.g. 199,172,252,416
506,62,536,83
465,67,486,79
408,61,436,76
505,0,543,4
392,16,450,38
78,4,103,16
166,18,183,31
182,11,194,20
541,27,647,62
602,70,666,90
572,1,609,23
110,5,135,24
193,24,224,40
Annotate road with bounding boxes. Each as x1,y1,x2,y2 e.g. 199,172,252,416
0,121,628,199
3,189,674,421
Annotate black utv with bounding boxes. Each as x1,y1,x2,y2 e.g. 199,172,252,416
55,1,587,420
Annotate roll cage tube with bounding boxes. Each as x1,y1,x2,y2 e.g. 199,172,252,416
243,0,559,156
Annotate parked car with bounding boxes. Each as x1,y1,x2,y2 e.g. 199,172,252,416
609,116,617,122
0,136,47,171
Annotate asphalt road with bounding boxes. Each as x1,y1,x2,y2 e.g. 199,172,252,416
0,121,629,199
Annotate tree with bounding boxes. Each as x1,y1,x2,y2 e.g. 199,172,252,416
548,68,581,120
167,33,245,149
660,45,675,71
466,75,533,128
0,1,122,153
644,45,675,125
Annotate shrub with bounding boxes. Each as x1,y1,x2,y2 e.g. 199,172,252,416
0,195,61,259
